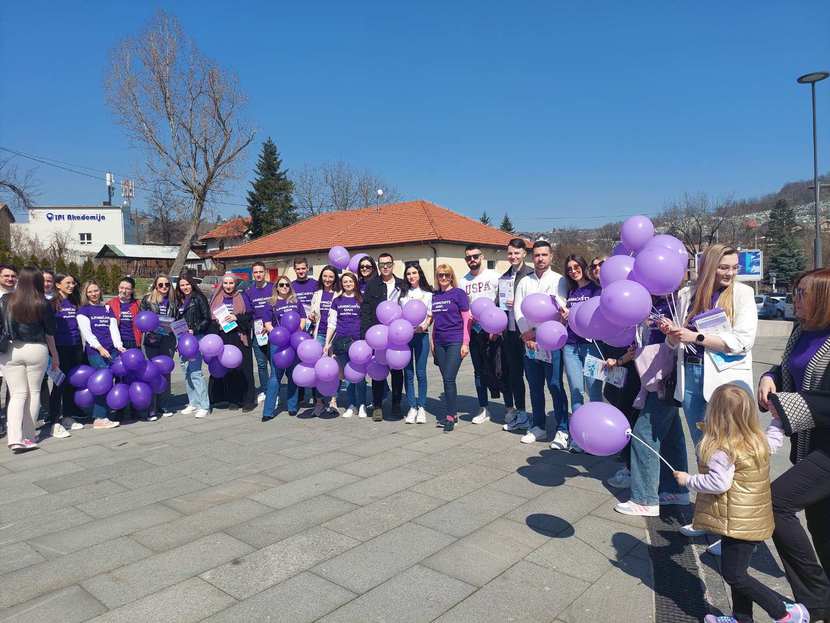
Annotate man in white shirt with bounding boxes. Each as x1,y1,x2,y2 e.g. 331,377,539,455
513,240,569,444
461,245,500,424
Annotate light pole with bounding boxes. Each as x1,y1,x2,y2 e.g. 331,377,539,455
797,71,829,269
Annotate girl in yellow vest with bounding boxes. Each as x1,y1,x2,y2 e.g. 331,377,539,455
673,384,809,623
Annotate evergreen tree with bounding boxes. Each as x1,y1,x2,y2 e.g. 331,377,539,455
68,261,80,278
766,199,806,287
55,257,68,275
109,264,123,293
500,213,514,233
247,138,296,237
80,257,95,285
479,211,491,225
95,263,111,293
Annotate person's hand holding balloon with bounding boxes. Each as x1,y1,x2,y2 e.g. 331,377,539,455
673,471,691,487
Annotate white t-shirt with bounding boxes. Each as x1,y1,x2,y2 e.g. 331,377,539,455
462,269,499,304
400,287,433,313
384,278,399,301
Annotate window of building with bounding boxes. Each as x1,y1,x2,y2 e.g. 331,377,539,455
79,233,92,245
487,260,496,270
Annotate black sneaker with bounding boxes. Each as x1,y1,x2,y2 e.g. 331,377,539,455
443,416,455,433
241,404,257,413
288,410,298,417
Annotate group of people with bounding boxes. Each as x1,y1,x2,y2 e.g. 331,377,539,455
0,238,828,622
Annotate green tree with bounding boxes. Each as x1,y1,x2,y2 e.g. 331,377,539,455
500,213,514,233
109,264,124,293
479,211,491,225
766,199,806,287
95,263,111,294
80,257,95,285
68,261,80,278
247,138,296,237
55,256,68,275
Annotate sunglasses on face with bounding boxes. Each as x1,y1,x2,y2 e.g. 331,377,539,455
277,283,290,288
465,253,481,261
157,282,170,288
591,262,603,269
566,266,580,273
437,273,451,279
359,264,372,270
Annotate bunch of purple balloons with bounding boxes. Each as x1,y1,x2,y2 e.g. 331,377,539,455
515,293,569,351
469,298,509,336
191,334,244,378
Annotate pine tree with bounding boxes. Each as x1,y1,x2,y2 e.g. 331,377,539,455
247,138,296,237
766,199,806,287
55,257,68,275
500,213,514,233
80,257,95,285
479,211,491,225
95,263,111,293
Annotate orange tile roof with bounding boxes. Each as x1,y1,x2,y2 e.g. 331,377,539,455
214,200,516,260
199,216,251,241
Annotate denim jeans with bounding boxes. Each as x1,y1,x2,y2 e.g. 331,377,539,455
523,351,568,431
682,360,707,445
469,328,489,408
182,349,210,411
629,392,689,506
252,340,270,394
501,330,526,411
263,364,298,418
346,378,367,408
561,341,604,432
434,342,462,415
404,333,429,409
86,351,111,421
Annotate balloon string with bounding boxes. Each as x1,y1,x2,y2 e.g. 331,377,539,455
591,340,605,361
626,430,676,472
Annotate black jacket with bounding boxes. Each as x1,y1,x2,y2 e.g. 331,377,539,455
360,274,404,338
175,292,211,335
2,297,55,344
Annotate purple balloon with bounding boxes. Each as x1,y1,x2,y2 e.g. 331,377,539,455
348,340,373,365
272,346,296,369
135,310,159,333
219,344,243,369
520,293,558,324
280,311,301,333
122,348,146,373
151,374,168,394
150,355,175,375
366,359,389,381
348,252,369,273
290,330,312,351
177,334,199,359
373,349,387,365
604,325,637,348
620,215,655,253
328,245,351,270
631,245,687,296
87,368,114,396
569,402,631,456
297,339,323,364
599,255,635,288
292,363,317,388
208,358,228,378
365,324,388,351
387,318,414,347
316,377,341,397
612,241,632,256
140,361,161,384
344,361,367,383
536,320,568,351
571,297,617,341
128,381,153,410
69,364,95,389
600,280,652,328
402,299,428,326
385,347,411,370
479,307,508,334
647,235,690,268
106,383,131,410
268,326,291,348
376,300,403,326
74,388,94,409
314,356,340,382
470,297,495,319
110,357,127,377
199,334,225,358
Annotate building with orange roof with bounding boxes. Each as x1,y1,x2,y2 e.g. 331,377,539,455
214,200,517,280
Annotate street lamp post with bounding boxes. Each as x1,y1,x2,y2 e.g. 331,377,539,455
798,71,830,269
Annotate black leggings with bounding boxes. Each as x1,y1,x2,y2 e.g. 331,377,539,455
720,536,787,621
48,344,85,424
371,371,403,409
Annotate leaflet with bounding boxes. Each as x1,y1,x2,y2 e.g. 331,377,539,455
254,319,269,346
691,307,747,372
47,367,66,386
214,305,238,333
171,319,189,337
498,277,514,311
583,353,627,388
525,344,552,363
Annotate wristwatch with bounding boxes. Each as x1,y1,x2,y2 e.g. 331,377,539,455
695,333,705,343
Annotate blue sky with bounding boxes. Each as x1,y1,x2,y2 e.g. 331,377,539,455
1,1,829,230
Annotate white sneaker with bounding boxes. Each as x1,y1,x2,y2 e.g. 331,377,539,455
405,408,417,424
194,409,209,419
607,467,631,489
62,417,84,431
358,405,368,418
550,430,570,450
257,392,266,403
51,422,71,439
614,500,659,517
521,426,547,444
659,492,690,506
416,407,427,424
180,405,197,415
147,414,159,422
162,411,175,418
503,411,530,432
93,418,120,430
679,523,706,537
342,406,355,418
471,408,490,425
707,539,721,556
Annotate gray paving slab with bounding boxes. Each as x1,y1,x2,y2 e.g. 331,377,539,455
81,533,254,609
249,469,360,509
328,465,434,505
506,483,609,536
161,474,283,514
200,526,359,600
339,431,419,457
271,435,359,459
0,480,47,505
404,446,493,475
201,571,356,623
225,494,357,548
0,541,46,575
265,450,358,482
0,536,152,608
76,476,208,518
0,585,107,623
318,564,476,623
1,445,116,472
0,459,85,486
337,446,426,477
0,506,93,547
312,522,456,594
409,464,507,501
31,458,157,493
0,479,126,524
526,529,622,582
85,577,236,623
568,514,648,561
402,430,479,454
414,487,528,538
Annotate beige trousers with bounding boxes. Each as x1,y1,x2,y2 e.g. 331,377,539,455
0,341,48,446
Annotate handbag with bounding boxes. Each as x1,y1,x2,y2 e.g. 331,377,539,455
0,296,12,353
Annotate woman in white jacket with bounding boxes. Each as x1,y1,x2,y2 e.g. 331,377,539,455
309,266,340,416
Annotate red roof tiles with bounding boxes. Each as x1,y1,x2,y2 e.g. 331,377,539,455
199,216,251,241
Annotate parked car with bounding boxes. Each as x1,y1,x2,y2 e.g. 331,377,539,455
756,295,782,319
199,275,223,296
779,294,795,320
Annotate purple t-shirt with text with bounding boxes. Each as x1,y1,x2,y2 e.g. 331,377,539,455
292,278,318,312
331,294,361,340
54,298,80,346
319,290,334,331
267,298,306,326
245,282,274,321
78,304,116,356
431,288,469,346
566,282,601,344
117,299,136,345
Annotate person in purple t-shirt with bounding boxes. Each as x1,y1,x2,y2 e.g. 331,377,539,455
47,273,85,436
245,261,275,398
291,257,318,407
430,264,470,432
324,272,366,418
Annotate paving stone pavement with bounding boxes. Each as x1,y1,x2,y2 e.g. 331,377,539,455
0,335,794,622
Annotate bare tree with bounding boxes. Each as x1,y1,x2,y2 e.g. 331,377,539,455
0,156,38,213
291,161,401,216
658,193,738,256
356,170,400,208
105,10,254,276
142,181,189,244
292,164,327,218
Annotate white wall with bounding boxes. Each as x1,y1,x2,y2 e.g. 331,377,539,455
13,206,127,256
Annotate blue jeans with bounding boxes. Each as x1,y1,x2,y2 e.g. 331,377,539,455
469,328,489,408
346,378,367,408
86,351,111,421
404,333,429,409
682,360,706,446
182,348,209,411
629,392,689,506
561,341,604,432
263,364,298,418
523,351,568,431
252,340,270,394
434,342,463,415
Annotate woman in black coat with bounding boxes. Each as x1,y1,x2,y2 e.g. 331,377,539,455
174,271,211,417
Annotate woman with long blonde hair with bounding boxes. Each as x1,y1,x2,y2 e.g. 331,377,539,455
139,274,178,420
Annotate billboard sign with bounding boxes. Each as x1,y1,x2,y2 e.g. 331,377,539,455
695,249,763,282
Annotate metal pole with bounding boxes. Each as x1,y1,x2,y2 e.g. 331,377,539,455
812,82,822,268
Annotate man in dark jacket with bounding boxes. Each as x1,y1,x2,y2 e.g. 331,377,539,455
360,252,404,421
499,238,533,432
